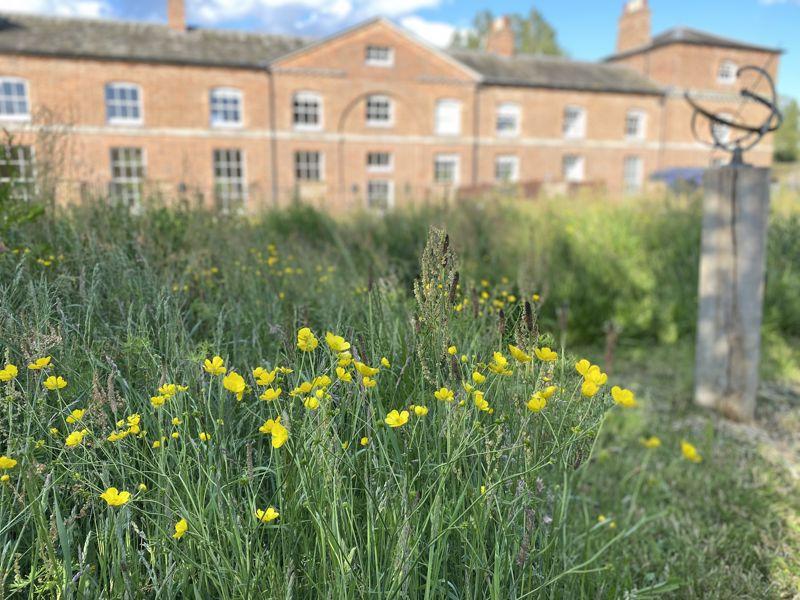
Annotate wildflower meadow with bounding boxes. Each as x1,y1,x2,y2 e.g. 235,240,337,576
1,196,798,598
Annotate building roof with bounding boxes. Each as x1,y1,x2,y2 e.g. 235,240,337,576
0,11,664,94
0,12,308,69
449,50,664,95
607,26,783,61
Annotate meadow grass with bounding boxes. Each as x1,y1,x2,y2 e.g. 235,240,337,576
0,197,798,598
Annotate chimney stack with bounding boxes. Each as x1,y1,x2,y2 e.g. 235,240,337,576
168,0,186,32
616,0,651,53
486,16,515,57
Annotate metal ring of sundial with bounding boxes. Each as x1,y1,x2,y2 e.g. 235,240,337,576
685,65,783,164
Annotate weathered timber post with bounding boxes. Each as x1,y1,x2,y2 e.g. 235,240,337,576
694,165,770,421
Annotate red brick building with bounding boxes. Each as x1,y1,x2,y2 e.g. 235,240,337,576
0,0,782,211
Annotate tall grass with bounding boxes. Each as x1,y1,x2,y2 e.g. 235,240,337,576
0,195,797,597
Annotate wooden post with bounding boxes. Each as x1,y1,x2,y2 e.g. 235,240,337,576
694,165,770,421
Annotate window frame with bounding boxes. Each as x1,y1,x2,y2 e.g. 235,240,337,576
434,153,460,185
495,102,521,137
434,99,462,136
213,148,248,212
562,154,586,183
109,146,146,207
717,60,738,85
210,87,244,129
0,144,36,201
494,155,520,183
366,151,393,173
365,94,394,128
294,150,324,182
624,109,647,140
105,82,143,126
562,105,586,139
292,91,324,132
0,77,31,122
623,155,644,193
366,179,394,210
365,45,394,67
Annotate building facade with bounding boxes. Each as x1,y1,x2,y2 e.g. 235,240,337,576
0,0,782,211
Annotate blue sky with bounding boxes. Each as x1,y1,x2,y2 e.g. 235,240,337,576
2,0,797,98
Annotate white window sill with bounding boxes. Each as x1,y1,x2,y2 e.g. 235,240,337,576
366,121,394,128
0,114,31,122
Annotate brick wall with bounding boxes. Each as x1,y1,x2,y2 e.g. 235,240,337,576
0,18,781,211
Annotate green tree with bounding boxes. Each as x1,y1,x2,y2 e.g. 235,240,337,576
774,98,799,163
450,8,565,56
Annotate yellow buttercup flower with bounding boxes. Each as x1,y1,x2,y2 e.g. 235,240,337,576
681,440,702,463
100,487,131,507
199,432,211,442
138,483,147,492
335,367,352,382
413,405,429,417
43,375,67,390
472,371,486,385
303,396,320,410
0,364,18,381
255,506,279,523
203,356,226,376
575,359,591,377
150,395,167,408
534,347,558,362
171,417,182,426
325,332,350,353
259,417,288,448
355,362,379,377
27,356,51,370
360,437,369,446
290,381,313,396
581,380,600,398
584,365,608,387
66,409,86,424
158,383,187,398
447,345,457,355
526,392,547,412
488,352,513,375
384,410,409,428
65,429,89,447
152,440,162,448
434,387,454,402
473,391,490,412
381,357,391,368
0,474,9,483
508,344,532,363
222,371,246,401
362,376,377,388
611,386,637,408
253,367,278,386
259,387,282,401
311,375,331,389
297,327,319,352
173,518,188,539
0,456,18,470
337,351,353,367
107,430,129,442
640,436,661,449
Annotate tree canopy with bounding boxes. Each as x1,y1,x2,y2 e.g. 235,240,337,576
450,8,565,56
774,98,799,163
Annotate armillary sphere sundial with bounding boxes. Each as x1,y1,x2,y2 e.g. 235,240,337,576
685,65,783,166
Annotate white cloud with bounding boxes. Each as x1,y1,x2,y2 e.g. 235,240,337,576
400,15,454,48
190,0,447,31
0,0,111,17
